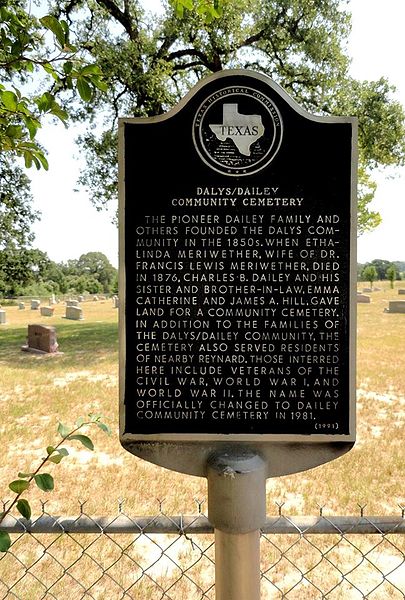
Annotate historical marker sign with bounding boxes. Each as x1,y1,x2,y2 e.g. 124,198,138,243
119,70,357,477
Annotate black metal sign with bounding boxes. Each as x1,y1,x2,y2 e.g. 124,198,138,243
119,70,357,476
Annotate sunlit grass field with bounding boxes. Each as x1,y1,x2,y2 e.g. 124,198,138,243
0,285,404,517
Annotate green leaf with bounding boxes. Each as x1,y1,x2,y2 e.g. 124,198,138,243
36,92,54,113
5,125,23,139
67,434,94,451
18,472,33,479
96,421,112,435
60,20,69,36
75,417,85,428
34,150,49,170
91,77,108,93
1,90,18,111
50,103,68,123
58,422,71,438
32,155,41,170
23,150,32,169
16,499,31,520
0,532,11,553
76,77,92,102
63,61,73,74
47,446,69,463
9,479,30,494
11,39,22,57
24,116,40,140
175,3,184,17
80,64,102,76
41,62,57,77
34,474,54,492
40,15,66,47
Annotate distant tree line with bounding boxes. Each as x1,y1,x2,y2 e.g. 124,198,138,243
358,259,404,286
0,250,117,298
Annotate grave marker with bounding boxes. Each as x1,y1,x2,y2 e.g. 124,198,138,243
385,301,405,314
119,69,357,478
23,324,59,353
66,299,79,307
65,306,83,320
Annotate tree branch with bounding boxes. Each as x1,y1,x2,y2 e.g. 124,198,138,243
95,0,138,40
165,48,218,72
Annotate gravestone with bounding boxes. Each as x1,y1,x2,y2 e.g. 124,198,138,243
385,301,405,314
78,295,85,303
65,306,83,320
66,299,79,307
40,306,54,317
31,299,40,310
113,296,119,308
362,288,373,293
24,324,59,353
0,310,6,324
357,294,370,303
93,296,99,302
398,289,405,295
119,69,357,478
18,302,25,310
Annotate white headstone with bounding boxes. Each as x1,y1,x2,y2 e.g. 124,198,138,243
65,306,83,320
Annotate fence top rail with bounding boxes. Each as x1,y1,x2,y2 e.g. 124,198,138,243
0,514,404,535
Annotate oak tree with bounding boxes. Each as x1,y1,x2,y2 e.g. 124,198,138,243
51,0,405,234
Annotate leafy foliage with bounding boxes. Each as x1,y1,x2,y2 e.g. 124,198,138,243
49,0,405,235
0,0,107,169
0,0,108,257
0,414,111,553
0,246,50,297
0,158,39,249
386,264,397,288
0,250,117,298
361,264,378,288
170,0,222,21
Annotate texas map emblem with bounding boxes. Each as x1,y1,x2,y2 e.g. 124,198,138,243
193,86,283,176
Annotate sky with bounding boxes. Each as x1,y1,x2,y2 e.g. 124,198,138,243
27,0,405,268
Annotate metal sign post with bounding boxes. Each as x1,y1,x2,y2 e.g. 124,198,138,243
208,452,265,600
118,69,357,598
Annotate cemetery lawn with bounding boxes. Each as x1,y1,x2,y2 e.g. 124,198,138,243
0,287,404,518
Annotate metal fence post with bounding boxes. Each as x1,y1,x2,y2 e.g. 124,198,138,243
207,451,266,600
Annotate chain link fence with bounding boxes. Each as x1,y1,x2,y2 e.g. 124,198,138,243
1,502,405,599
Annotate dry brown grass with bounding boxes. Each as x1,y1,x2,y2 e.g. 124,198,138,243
1,286,404,515
1,286,405,597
